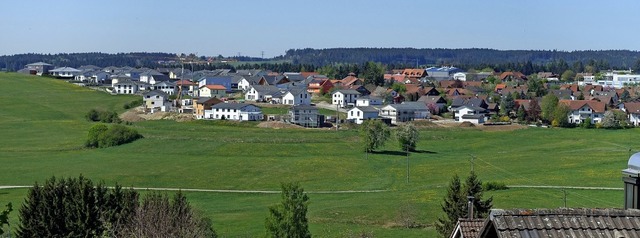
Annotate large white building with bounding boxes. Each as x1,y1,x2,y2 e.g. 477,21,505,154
595,71,640,88
332,89,361,108
205,103,263,121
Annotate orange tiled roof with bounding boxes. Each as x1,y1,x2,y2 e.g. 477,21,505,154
205,84,226,90
559,100,606,113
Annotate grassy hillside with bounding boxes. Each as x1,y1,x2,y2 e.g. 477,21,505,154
0,72,636,237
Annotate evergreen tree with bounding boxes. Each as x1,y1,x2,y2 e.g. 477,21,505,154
463,171,493,218
265,182,311,238
517,105,527,122
436,172,493,237
621,90,631,102
435,174,465,237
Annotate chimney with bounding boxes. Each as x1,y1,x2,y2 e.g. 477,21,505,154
467,196,475,219
622,152,640,209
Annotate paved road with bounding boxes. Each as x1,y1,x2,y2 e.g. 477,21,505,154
0,185,387,194
314,101,348,113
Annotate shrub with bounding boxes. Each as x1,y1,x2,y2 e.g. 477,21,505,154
86,109,121,123
123,99,143,109
482,181,508,191
86,124,143,148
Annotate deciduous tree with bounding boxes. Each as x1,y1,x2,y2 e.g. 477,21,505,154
541,94,559,123
396,123,419,152
360,119,390,153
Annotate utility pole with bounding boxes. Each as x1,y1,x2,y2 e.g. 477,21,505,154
469,154,476,172
261,51,265,59
335,103,339,131
406,146,410,183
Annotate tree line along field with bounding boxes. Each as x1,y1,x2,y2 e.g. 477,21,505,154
0,72,636,237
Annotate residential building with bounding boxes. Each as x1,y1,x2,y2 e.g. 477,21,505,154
452,105,488,124
624,102,640,126
153,81,177,95
347,106,379,124
24,62,54,75
143,90,170,113
245,85,280,102
282,87,311,105
113,80,141,94
307,79,334,94
198,76,233,92
199,85,227,98
194,97,223,119
288,105,323,128
379,102,429,125
50,67,81,78
560,100,606,124
206,103,263,121
355,95,382,107
332,89,361,108
477,208,640,238
426,66,463,80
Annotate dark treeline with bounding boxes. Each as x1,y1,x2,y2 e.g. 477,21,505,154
0,52,176,71
283,48,640,69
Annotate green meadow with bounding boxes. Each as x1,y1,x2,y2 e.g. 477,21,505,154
0,72,636,237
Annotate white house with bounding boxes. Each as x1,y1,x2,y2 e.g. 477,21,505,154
50,67,81,78
113,80,140,94
355,95,382,107
205,103,263,121
282,87,311,105
379,102,429,125
623,102,640,126
451,105,487,124
199,85,227,98
153,81,177,95
560,100,606,124
143,90,171,113
245,85,280,102
347,106,379,124
453,72,467,81
332,89,361,108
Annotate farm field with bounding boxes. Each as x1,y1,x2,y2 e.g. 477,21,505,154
0,73,637,237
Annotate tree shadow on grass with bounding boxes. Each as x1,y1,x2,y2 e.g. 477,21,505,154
371,150,437,156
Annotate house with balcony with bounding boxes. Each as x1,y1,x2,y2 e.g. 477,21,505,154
24,62,54,75
451,104,488,124
50,67,81,78
559,100,606,124
143,90,171,113
288,105,323,128
379,102,429,125
332,89,361,108
205,103,263,121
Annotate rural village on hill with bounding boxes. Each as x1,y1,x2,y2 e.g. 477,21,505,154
6,57,640,237
20,61,640,129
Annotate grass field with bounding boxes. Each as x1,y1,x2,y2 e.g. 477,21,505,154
0,72,637,237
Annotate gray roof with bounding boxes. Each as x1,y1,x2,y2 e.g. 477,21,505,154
335,89,361,95
143,90,169,98
26,62,52,66
483,208,640,238
385,102,428,111
250,85,280,94
50,67,81,72
354,106,379,113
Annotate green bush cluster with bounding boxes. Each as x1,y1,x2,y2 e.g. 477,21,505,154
482,181,509,191
123,99,143,109
85,109,121,123
86,124,143,148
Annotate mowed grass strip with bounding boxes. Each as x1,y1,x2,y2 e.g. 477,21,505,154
0,73,635,237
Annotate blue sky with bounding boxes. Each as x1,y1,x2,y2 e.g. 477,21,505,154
2,0,639,57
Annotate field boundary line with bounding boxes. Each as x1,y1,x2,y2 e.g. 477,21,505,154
508,185,622,190
0,185,388,194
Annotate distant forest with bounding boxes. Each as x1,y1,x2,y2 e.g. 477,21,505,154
3,48,640,75
282,48,640,68
0,52,177,71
